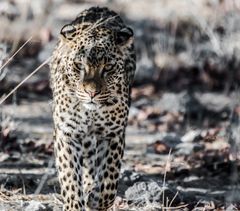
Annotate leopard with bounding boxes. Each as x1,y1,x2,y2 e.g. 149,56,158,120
49,7,136,211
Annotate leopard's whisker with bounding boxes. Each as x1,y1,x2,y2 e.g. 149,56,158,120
62,91,76,96
73,100,82,109
96,94,111,99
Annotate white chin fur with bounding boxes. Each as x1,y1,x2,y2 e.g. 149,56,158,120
83,103,98,110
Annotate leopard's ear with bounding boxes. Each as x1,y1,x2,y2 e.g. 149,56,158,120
115,27,134,46
60,24,76,40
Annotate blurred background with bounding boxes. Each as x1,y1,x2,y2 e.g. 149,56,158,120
0,0,240,210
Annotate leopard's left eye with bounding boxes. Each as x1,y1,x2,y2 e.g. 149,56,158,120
101,63,114,77
104,63,113,71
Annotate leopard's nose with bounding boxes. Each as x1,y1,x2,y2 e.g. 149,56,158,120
83,78,102,98
84,89,100,98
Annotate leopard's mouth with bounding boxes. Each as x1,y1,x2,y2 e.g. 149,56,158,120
83,101,98,110
82,96,118,109
87,101,97,105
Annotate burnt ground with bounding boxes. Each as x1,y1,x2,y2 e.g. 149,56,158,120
1,0,240,210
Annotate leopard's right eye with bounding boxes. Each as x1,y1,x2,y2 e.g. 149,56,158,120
74,62,83,72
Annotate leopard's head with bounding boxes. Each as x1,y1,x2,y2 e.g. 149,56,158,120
57,19,134,108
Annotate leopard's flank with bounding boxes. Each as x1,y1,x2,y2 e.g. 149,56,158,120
50,7,136,211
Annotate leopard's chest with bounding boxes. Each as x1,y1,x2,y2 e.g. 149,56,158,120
53,100,128,139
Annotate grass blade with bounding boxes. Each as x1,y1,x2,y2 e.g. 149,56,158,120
0,57,50,105
0,36,33,72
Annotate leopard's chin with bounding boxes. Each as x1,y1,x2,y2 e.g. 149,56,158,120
82,97,118,110
83,102,99,110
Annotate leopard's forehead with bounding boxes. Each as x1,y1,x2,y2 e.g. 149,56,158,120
67,28,115,56
71,26,115,46
66,27,118,66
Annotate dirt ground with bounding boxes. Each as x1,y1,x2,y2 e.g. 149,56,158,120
1,0,240,210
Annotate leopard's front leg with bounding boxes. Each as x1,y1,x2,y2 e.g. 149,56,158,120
87,132,125,211
54,129,86,211
55,127,99,211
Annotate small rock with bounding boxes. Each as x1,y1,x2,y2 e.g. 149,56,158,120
181,130,201,142
175,143,204,155
183,175,201,182
125,181,180,207
120,170,142,185
194,92,232,113
162,133,182,148
153,140,171,154
25,201,45,211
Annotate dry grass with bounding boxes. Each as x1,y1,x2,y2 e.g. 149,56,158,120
0,188,62,208
0,57,50,105
0,36,32,73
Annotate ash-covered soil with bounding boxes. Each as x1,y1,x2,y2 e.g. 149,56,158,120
1,0,240,210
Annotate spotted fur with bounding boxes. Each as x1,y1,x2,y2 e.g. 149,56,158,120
50,7,136,211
